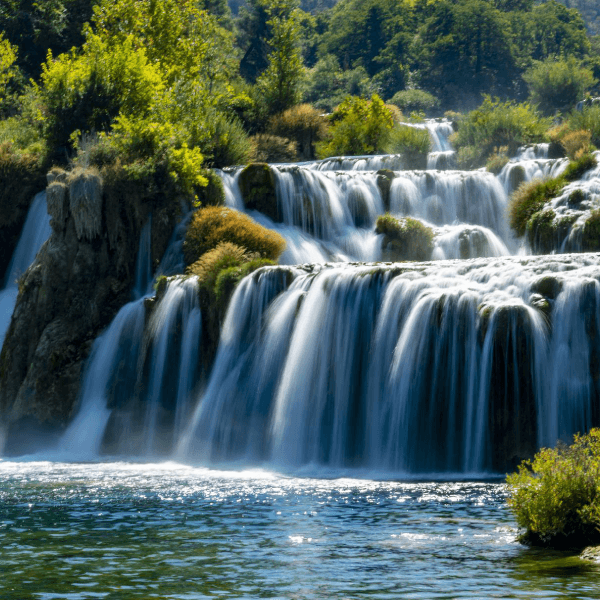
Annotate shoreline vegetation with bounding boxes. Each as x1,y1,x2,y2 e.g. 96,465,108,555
2,0,600,556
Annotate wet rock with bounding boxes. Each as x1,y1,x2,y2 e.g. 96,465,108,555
531,275,563,300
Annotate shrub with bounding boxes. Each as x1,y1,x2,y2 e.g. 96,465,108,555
215,257,275,308
452,97,551,168
509,178,566,237
386,125,431,169
316,94,394,158
388,90,440,115
523,57,597,116
375,213,434,261
486,149,510,175
250,134,298,163
562,105,600,147
39,33,165,150
267,104,328,159
561,130,592,160
204,110,253,168
563,152,598,182
183,206,286,265
507,429,600,549
187,242,248,291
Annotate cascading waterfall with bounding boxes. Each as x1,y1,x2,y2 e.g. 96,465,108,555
0,192,51,348
38,118,600,475
61,216,203,458
179,255,600,474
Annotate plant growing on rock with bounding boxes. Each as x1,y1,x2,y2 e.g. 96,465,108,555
387,125,431,170
509,152,598,237
183,206,286,265
507,429,600,549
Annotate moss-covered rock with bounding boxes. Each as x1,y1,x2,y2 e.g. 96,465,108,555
375,214,434,262
531,275,563,300
581,210,600,251
238,162,280,222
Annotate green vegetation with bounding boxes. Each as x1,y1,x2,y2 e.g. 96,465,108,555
451,97,551,168
375,213,434,261
507,429,600,549
215,257,275,305
581,209,600,250
509,152,598,237
183,206,286,265
389,90,440,116
523,57,597,116
317,95,393,158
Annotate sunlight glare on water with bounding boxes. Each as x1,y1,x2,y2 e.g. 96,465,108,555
0,461,599,600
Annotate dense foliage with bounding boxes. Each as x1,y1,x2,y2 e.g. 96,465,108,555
507,429,600,548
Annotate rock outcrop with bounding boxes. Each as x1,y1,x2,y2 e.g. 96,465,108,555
0,166,183,446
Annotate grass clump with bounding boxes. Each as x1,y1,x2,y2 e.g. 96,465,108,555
215,258,275,306
507,429,600,549
183,206,286,265
451,96,551,168
188,242,275,313
375,213,434,261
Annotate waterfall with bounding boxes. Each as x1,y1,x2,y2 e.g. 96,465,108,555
0,191,51,348
60,221,202,458
179,254,600,474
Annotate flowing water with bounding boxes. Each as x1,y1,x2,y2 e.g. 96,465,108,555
1,461,599,600
3,122,600,597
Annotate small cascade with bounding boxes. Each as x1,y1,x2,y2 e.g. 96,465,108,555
59,299,146,458
406,120,454,153
133,216,153,299
179,255,600,474
0,192,51,348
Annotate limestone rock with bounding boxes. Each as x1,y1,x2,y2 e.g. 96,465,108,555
68,169,103,240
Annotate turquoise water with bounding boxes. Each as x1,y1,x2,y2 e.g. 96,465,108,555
0,461,598,599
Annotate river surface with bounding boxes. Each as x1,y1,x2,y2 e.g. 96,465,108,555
0,461,598,599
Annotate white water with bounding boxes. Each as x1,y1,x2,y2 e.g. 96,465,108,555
179,254,600,474
0,192,51,348
6,120,599,476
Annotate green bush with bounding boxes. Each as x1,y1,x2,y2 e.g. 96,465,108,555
375,213,434,261
183,206,286,265
582,209,600,250
388,90,440,115
553,105,600,148
523,57,597,116
451,96,551,168
250,133,298,163
387,125,431,169
507,429,600,549
267,104,328,159
39,33,165,150
560,130,592,160
316,94,394,158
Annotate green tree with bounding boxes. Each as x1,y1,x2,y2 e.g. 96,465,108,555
419,0,517,109
524,56,596,115
256,1,305,114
